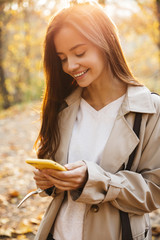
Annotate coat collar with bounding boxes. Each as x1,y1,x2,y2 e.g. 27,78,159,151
64,85,156,115
57,85,156,172
120,85,156,116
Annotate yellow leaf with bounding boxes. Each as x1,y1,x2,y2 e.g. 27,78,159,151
30,218,40,225
13,221,32,234
17,235,28,239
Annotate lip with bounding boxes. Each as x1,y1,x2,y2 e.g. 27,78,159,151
73,69,89,79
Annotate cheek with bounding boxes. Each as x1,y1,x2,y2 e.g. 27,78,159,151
85,53,100,67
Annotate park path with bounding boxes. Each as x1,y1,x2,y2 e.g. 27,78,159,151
0,102,50,240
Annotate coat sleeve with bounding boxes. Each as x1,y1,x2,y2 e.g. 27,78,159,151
39,186,63,198
39,186,56,197
70,95,160,215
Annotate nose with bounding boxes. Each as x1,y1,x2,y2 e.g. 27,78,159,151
67,57,79,72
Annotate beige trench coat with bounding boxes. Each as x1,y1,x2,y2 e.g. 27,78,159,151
35,85,160,240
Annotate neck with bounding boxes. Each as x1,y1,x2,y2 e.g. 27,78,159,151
82,78,127,110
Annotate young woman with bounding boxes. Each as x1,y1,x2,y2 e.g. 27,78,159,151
33,2,160,240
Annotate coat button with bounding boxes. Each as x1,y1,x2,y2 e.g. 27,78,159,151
90,204,99,213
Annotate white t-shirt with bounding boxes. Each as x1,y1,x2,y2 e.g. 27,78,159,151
53,95,125,240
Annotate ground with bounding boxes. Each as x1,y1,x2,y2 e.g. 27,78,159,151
0,102,160,240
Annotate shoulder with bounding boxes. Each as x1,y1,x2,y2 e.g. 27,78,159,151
146,93,160,131
144,92,160,136
123,85,157,114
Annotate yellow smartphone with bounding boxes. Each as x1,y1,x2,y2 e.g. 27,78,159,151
26,158,67,171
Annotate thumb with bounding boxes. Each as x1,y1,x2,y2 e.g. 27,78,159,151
64,161,85,171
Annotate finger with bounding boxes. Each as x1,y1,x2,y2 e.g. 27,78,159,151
41,163,88,190
34,179,51,185
35,181,53,189
33,169,41,175
40,162,86,178
41,169,70,181
37,183,54,190
53,181,79,191
34,174,47,181
59,164,87,181
33,169,46,178
42,173,72,188
41,168,64,176
43,172,86,190
65,161,86,171
34,173,54,188
42,164,87,180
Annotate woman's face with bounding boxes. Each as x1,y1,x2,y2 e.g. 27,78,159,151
54,25,108,88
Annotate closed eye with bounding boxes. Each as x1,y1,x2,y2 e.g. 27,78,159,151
61,58,67,63
76,52,85,57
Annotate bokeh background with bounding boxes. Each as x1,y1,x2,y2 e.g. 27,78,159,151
0,0,160,239
0,0,160,110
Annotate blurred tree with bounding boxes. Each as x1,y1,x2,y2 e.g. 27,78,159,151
0,0,46,109
0,0,24,109
156,0,160,49
134,0,160,49
0,2,11,109
70,0,78,3
110,0,160,92
0,0,159,110
99,0,106,5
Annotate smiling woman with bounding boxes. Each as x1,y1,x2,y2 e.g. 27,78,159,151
33,2,160,240
54,25,109,89
37,1,140,159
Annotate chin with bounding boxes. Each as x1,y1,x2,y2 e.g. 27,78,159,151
76,79,92,88
77,83,90,88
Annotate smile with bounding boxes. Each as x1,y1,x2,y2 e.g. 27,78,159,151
74,69,88,78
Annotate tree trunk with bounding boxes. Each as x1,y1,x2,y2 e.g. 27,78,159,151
23,7,30,84
156,0,160,49
0,17,10,109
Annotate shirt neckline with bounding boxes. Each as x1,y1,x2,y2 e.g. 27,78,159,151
81,94,125,114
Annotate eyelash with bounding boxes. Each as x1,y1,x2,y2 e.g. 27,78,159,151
76,52,85,57
60,52,85,63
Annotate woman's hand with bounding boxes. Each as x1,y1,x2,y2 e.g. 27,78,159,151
33,169,55,190
34,161,88,191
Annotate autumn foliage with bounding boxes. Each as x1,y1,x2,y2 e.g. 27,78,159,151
0,0,160,239
0,0,159,110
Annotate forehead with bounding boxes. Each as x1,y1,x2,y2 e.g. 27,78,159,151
53,25,89,53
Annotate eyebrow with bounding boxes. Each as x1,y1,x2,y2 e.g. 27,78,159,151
57,43,86,55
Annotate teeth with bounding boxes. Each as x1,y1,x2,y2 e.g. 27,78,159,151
74,70,87,78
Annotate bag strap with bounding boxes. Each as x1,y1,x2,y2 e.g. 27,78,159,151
120,211,133,240
126,113,142,171
120,112,142,240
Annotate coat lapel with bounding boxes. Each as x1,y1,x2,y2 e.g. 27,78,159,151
100,85,156,173
55,85,156,172
100,115,139,173
55,99,81,166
